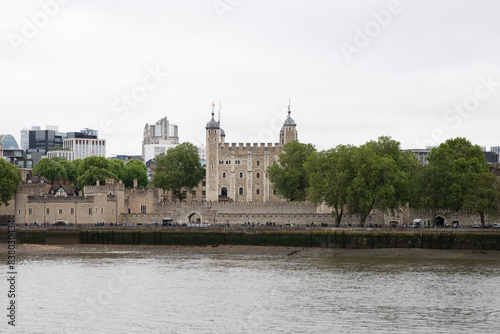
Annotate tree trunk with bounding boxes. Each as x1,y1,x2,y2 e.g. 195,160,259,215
480,212,485,227
334,207,343,227
360,212,370,227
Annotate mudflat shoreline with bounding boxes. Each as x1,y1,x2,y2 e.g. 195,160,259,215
10,244,500,260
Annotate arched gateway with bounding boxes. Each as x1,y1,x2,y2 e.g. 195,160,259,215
187,212,202,224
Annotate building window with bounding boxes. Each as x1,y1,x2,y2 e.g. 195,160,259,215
256,189,260,195
257,161,260,166
141,205,146,214
239,172,243,178
222,172,227,179
192,190,197,196
273,190,277,195
89,208,92,215
46,208,50,215
202,181,206,186
202,191,206,195
256,173,260,179
71,208,74,214
101,208,104,214
239,188,244,195
28,208,32,215
59,209,63,214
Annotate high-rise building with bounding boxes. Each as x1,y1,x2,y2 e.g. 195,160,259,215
142,116,179,163
20,126,41,151
27,129,65,164
62,138,106,160
25,126,102,165
490,146,500,163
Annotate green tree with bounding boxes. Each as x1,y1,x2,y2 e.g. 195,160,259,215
109,159,125,182
76,166,117,189
345,137,419,226
305,144,355,226
153,142,205,201
123,159,148,188
463,172,500,226
76,157,118,188
34,158,67,182
77,156,110,176
52,157,77,184
418,137,488,222
0,160,22,206
267,140,316,201
71,159,83,183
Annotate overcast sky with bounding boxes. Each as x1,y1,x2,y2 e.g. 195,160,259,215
1,0,499,156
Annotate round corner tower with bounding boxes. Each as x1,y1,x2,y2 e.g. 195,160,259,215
205,108,220,201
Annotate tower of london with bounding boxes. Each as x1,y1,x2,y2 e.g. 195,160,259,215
205,104,298,202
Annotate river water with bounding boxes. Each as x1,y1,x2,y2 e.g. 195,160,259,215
2,246,500,334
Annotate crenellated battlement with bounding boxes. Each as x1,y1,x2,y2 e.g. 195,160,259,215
219,142,283,155
27,195,95,203
84,182,125,194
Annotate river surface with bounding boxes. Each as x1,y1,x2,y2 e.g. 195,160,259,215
2,245,500,334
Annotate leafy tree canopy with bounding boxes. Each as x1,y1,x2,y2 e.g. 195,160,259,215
305,144,355,226
418,137,488,219
267,140,316,201
76,166,117,189
463,171,500,226
152,142,205,201
34,158,67,182
123,159,148,188
0,159,22,206
307,136,419,226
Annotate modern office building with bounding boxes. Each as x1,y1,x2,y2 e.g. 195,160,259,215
61,138,106,160
28,128,64,152
25,127,102,164
46,150,74,161
142,116,179,163
20,126,41,151
0,134,30,168
490,146,500,163
409,149,431,166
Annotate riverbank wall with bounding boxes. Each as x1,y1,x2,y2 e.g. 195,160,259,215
2,230,500,250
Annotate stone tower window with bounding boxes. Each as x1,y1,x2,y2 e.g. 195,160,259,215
256,189,260,195
239,172,243,178
256,173,260,179
222,172,227,178
239,188,244,195
257,161,260,166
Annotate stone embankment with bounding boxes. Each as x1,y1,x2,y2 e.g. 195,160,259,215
1,228,499,251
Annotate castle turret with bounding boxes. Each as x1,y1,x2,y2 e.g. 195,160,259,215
205,104,220,201
282,103,297,145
